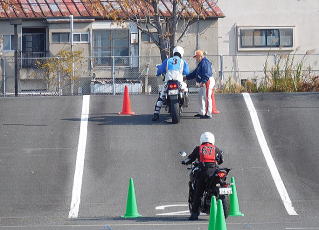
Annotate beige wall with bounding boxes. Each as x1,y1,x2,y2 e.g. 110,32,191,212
48,22,91,57
218,0,319,55
139,19,219,57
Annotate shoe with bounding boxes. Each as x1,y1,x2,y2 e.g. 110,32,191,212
188,213,199,220
194,114,202,117
152,113,159,121
200,115,212,119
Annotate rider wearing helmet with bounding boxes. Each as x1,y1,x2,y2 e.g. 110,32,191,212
181,132,224,220
152,46,189,121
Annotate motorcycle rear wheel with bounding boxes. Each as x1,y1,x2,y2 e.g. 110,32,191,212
221,195,230,219
170,100,180,124
204,195,230,219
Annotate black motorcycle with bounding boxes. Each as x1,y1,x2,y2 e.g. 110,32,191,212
163,80,189,124
185,161,232,218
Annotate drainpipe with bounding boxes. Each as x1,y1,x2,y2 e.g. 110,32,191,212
89,27,93,75
70,15,74,95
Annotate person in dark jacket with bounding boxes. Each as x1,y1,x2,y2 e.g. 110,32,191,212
182,132,224,220
186,50,215,119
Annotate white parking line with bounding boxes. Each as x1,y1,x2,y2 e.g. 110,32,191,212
155,204,188,210
243,93,298,215
68,95,90,218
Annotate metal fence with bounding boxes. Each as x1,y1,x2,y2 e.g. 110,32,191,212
1,54,318,96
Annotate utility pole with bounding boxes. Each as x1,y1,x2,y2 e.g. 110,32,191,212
10,20,22,96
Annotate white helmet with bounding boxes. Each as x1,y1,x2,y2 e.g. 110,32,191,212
200,132,215,144
173,46,184,57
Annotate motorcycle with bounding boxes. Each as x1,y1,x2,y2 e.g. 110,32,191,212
163,80,189,124
179,152,232,218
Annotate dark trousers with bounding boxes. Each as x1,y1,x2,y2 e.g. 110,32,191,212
190,166,217,215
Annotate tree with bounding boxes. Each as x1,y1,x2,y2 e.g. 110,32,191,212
89,0,219,61
36,50,85,92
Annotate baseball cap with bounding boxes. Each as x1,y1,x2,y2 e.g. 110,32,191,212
193,50,204,58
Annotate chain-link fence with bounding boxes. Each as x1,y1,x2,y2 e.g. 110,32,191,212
1,54,318,96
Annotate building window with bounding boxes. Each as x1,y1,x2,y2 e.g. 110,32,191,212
52,32,70,43
93,29,129,66
141,32,159,43
3,35,15,51
238,27,294,50
73,32,89,43
279,29,293,47
22,28,46,68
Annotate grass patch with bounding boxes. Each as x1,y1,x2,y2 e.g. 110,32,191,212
217,53,319,93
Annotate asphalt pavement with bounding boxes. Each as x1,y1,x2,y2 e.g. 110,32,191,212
0,93,318,230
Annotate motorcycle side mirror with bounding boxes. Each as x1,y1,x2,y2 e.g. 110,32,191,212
178,151,187,157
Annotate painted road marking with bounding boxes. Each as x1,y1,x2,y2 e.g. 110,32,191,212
243,93,298,215
155,204,188,210
157,210,190,216
68,95,90,218
155,204,208,216
155,204,189,216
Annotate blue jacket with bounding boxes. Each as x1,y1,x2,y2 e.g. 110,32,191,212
186,57,213,83
156,56,189,76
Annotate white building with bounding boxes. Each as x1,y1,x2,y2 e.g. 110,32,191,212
217,0,319,82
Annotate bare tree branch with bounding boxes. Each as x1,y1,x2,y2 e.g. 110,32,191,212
176,19,195,43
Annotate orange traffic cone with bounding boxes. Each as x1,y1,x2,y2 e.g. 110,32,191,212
119,85,135,115
211,89,220,114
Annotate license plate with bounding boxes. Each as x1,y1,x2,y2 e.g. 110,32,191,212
219,187,232,195
168,89,179,95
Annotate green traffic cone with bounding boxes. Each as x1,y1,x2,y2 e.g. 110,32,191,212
229,177,244,216
216,199,227,230
208,196,217,230
122,178,142,218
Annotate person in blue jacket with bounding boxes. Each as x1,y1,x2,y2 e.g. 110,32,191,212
186,50,215,119
152,46,189,121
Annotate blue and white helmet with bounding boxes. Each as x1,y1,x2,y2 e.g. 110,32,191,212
200,132,215,144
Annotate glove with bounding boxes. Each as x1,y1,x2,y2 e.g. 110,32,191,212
181,160,187,165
